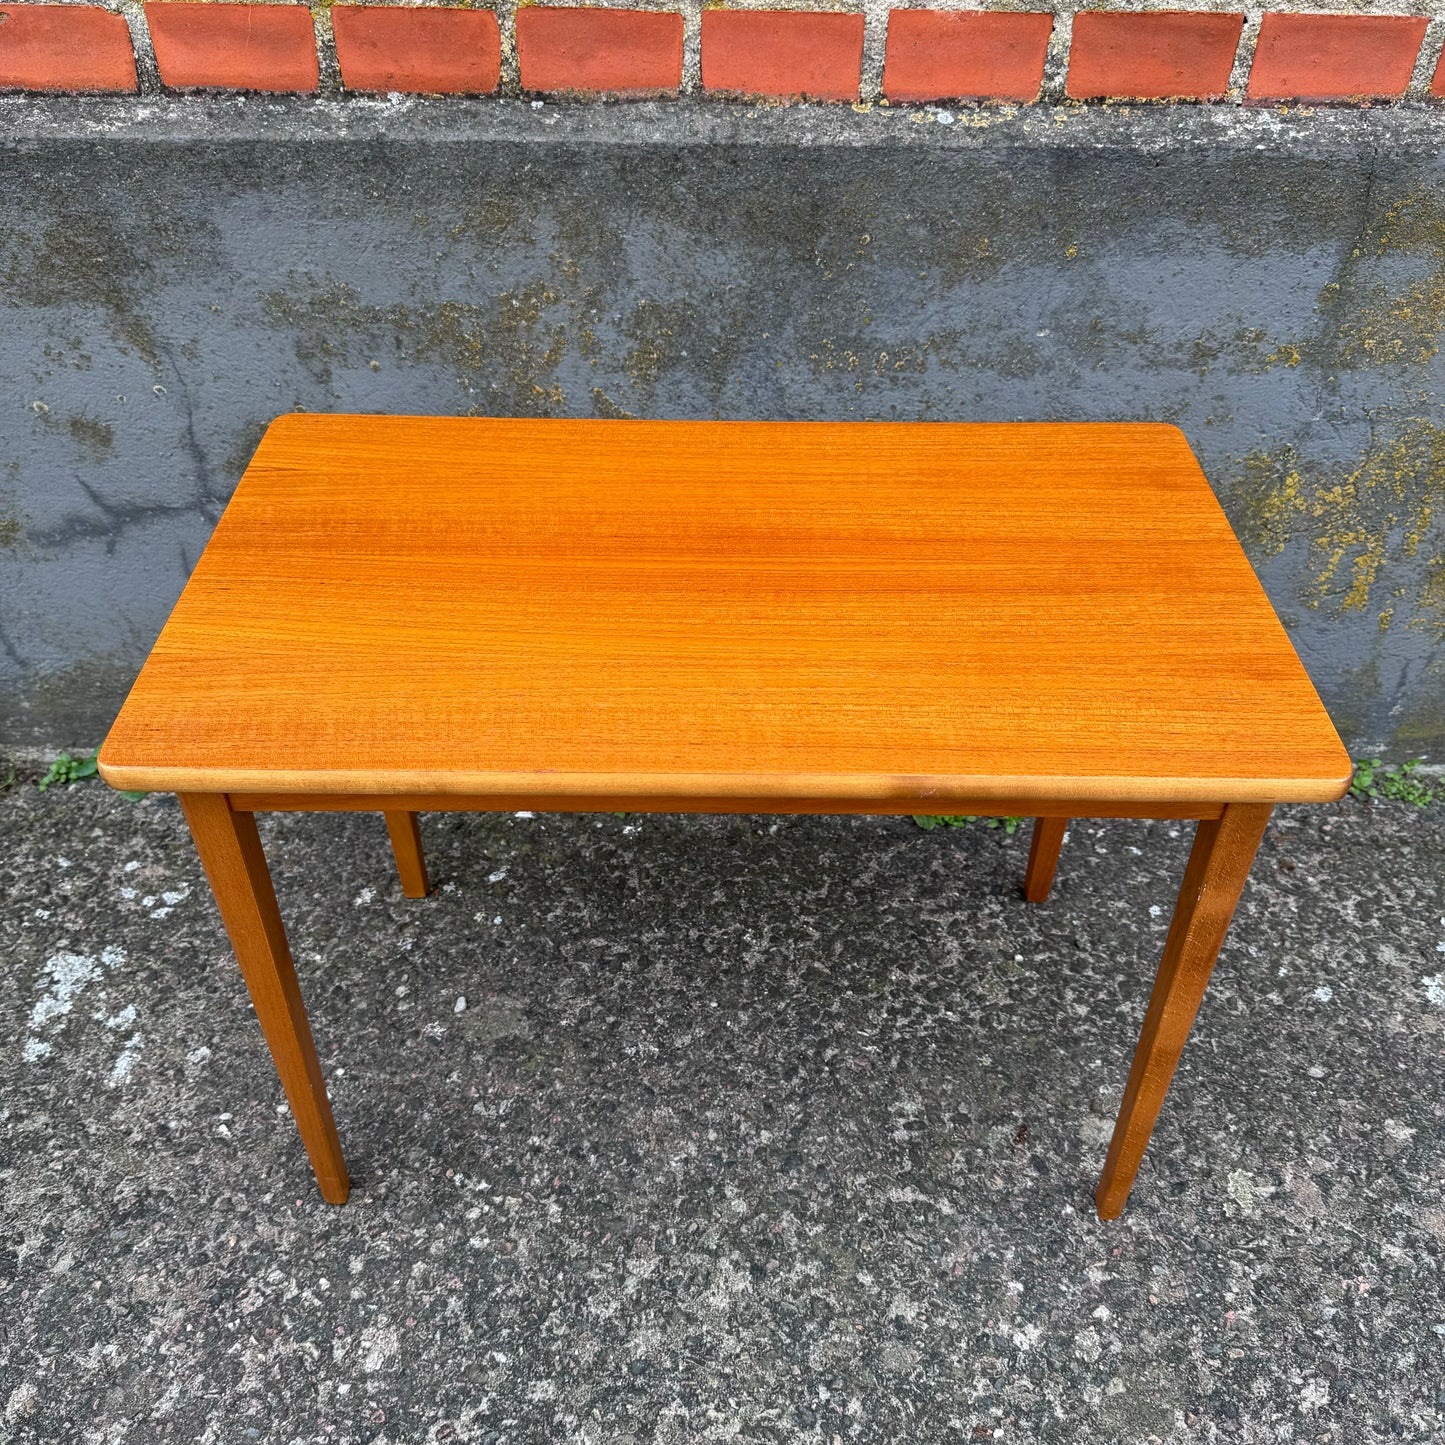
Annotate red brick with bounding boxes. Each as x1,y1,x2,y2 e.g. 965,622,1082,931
333,6,499,94
0,4,136,91
516,8,682,95
1247,13,1426,103
1434,41,1445,100
883,11,1051,104
1067,11,1242,101
702,10,864,103
146,2,318,91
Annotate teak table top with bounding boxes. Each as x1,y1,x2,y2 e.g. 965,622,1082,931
99,416,1350,806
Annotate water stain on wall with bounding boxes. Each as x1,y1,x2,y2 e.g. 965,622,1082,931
65,416,115,462
0,503,22,550
1229,185,1445,644
262,279,573,412
0,202,218,371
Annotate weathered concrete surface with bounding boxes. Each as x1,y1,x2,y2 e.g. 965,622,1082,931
2,768,1443,1440
1,98,1442,756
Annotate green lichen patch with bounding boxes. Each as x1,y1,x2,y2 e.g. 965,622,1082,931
622,299,686,392
447,199,534,249
1331,273,1445,371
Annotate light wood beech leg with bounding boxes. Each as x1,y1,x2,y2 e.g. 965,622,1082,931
384,810,431,898
1094,802,1272,1219
179,792,350,1205
1023,816,1068,902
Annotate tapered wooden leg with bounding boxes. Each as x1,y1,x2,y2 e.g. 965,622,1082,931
179,792,350,1205
384,811,431,898
1023,816,1068,902
1094,802,1272,1220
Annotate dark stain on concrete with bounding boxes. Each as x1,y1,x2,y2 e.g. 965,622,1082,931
0,495,22,550
0,192,218,369
65,415,114,460
263,279,573,412
0,655,143,743
222,419,271,486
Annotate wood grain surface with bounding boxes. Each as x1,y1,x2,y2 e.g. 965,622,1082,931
384,810,431,898
1023,816,1069,903
1094,801,1273,1218
178,792,350,1204
225,792,1224,818
99,417,1350,805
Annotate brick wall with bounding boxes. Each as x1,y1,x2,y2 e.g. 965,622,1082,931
2,0,1445,104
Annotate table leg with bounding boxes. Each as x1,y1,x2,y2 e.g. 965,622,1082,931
384,811,431,898
179,792,350,1205
1023,817,1068,902
1094,802,1272,1219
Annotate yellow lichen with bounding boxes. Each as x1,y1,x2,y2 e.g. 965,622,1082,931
1234,454,1304,559
1241,186,1445,640
1422,554,1445,630
590,387,637,420
1332,189,1445,370
1233,420,1445,635
1336,275,1445,368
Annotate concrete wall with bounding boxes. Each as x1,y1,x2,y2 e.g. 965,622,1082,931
1,97,1442,758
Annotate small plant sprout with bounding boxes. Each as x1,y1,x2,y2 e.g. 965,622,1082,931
32,751,143,799
912,815,1023,835
38,752,99,791
1349,758,1437,807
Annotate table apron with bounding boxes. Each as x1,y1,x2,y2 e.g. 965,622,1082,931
224,792,1226,820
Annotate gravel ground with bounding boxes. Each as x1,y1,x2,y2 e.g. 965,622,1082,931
1,769,1443,1444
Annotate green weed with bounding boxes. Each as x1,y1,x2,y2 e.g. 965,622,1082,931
912,814,1023,835
1349,758,1437,806
38,752,98,791
34,751,142,799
